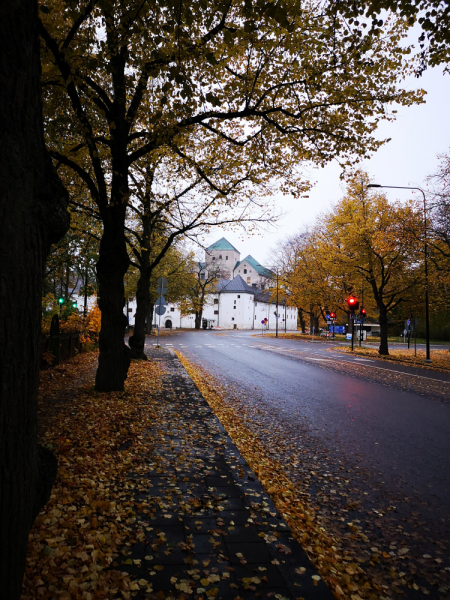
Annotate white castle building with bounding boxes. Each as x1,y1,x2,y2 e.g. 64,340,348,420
150,238,298,331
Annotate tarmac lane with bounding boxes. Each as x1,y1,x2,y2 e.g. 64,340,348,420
161,330,450,599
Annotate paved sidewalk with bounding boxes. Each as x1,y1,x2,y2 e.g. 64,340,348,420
119,347,333,599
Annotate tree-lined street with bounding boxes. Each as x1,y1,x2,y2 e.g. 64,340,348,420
3,0,450,596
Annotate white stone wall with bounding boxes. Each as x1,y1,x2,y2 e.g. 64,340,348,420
232,260,272,289
72,293,98,314
205,248,240,279
209,292,254,329
233,260,259,287
123,293,298,330
253,300,298,332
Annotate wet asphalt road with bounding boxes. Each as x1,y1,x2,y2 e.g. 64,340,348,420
148,331,450,600
153,332,449,498
148,330,450,547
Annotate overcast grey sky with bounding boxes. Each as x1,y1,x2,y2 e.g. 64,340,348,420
201,61,450,269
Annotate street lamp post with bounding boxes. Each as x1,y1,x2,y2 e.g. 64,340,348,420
367,184,431,362
276,270,279,338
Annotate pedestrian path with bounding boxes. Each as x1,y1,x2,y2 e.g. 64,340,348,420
122,347,333,599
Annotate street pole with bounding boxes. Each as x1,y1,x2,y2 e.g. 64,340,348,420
157,309,161,346
367,184,432,363
360,285,364,347
351,314,354,351
276,270,279,338
423,194,432,362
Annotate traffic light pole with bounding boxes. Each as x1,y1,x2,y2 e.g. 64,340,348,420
351,314,354,351
276,270,279,339
424,218,431,362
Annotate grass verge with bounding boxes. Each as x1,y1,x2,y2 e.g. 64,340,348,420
337,347,450,372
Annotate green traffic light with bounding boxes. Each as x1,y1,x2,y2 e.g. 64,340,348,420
72,302,77,309
58,297,65,305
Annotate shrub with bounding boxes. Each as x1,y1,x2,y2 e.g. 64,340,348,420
41,305,102,350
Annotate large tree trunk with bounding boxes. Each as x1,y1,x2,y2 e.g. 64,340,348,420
0,3,69,597
310,308,319,334
95,212,131,391
129,267,150,360
298,308,306,333
378,306,390,356
195,310,203,329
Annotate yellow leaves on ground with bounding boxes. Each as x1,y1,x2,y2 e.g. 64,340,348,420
339,346,450,372
23,353,163,599
176,351,379,600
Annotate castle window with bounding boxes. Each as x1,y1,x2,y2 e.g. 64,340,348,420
213,298,218,304
234,300,236,304
231,317,234,321
243,269,247,274
226,256,228,260
237,295,240,298
214,310,219,315
212,256,216,260
219,255,222,259
233,306,236,309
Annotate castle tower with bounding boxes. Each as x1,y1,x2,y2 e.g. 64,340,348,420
205,237,240,279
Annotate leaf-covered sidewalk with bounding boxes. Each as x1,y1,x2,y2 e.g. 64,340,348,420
23,349,332,600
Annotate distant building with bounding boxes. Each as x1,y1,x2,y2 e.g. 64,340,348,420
204,237,241,280
202,237,274,290
144,237,298,331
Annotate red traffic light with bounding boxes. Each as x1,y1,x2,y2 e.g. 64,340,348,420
330,312,336,319
347,296,359,311
360,308,367,316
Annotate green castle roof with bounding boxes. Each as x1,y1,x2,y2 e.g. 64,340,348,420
238,255,274,278
207,237,240,253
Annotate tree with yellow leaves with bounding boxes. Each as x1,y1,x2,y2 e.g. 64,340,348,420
322,171,424,354
273,228,349,332
277,172,424,351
